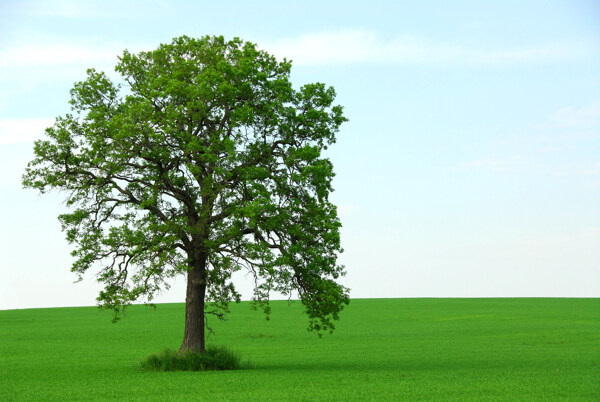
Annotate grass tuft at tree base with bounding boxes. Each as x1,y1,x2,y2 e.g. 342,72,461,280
141,345,244,371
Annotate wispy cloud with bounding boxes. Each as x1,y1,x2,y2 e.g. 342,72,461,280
468,155,522,172
2,30,585,70
0,43,123,69
536,101,600,129
263,30,588,67
21,0,175,19
337,204,359,217
555,162,600,177
0,118,54,145
27,0,91,18
465,151,600,178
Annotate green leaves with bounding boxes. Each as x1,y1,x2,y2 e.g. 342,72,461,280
23,35,349,335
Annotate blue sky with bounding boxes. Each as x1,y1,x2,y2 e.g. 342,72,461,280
1,0,599,309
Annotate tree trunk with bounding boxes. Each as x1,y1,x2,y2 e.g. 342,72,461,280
179,255,207,354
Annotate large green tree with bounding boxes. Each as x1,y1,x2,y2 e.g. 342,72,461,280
23,35,349,353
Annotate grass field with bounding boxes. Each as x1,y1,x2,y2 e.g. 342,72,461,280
1,298,598,400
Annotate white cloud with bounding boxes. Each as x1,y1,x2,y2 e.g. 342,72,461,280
555,162,600,177
265,31,382,66
2,30,583,71
0,43,122,69
516,227,600,260
540,144,554,153
263,30,587,67
466,152,600,178
23,0,175,19
538,101,600,129
28,0,90,18
468,155,522,172
337,204,359,216
0,118,54,145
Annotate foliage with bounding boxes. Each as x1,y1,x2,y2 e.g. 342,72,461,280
141,346,243,371
22,35,349,336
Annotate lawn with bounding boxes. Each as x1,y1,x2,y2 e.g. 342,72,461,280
0,298,598,400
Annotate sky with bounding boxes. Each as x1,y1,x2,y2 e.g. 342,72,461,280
0,0,599,310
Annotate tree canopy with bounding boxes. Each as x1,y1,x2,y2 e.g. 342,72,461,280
22,35,349,352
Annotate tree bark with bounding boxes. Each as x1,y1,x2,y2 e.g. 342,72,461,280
179,254,207,354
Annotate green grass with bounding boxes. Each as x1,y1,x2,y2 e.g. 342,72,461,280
141,346,243,371
0,298,598,400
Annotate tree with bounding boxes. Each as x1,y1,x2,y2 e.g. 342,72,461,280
22,35,349,353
